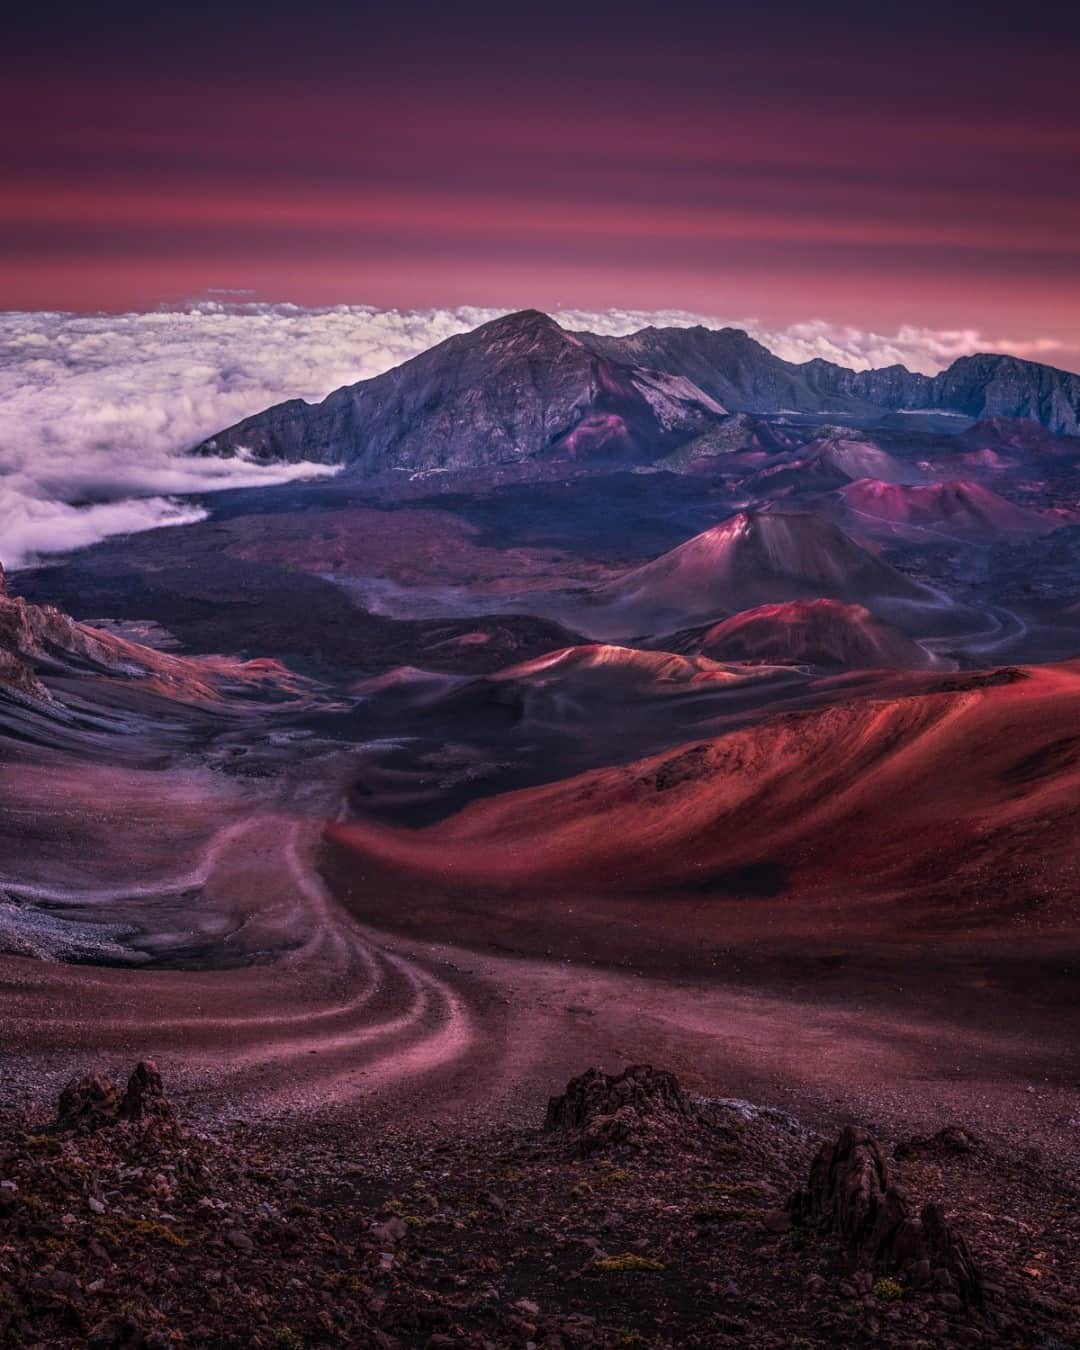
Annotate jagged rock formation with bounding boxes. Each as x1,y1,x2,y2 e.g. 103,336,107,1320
55,1060,175,1132
0,562,52,700
193,311,1080,475
0,561,314,707
789,1126,983,1304
119,1059,174,1123
544,1064,702,1152
590,324,1080,434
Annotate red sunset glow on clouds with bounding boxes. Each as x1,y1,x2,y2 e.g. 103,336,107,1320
3,1,1079,364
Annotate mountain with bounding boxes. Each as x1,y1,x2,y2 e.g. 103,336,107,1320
580,325,852,415
958,416,1078,455
195,310,727,472
589,509,932,632
195,312,1080,475
690,599,941,670
839,479,1057,537
590,327,1080,434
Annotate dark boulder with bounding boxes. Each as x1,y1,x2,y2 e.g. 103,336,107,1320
544,1064,702,1153
119,1059,174,1123
55,1071,123,1131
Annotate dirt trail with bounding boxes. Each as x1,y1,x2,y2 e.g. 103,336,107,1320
2,797,1077,1181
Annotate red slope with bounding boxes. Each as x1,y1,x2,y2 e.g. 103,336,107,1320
591,510,931,628
492,643,747,687
326,663,1080,929
841,478,1056,536
694,599,941,670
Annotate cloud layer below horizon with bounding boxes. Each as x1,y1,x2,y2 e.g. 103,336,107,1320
0,301,1068,570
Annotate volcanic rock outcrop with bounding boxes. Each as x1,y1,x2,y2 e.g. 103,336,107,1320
55,1060,175,1132
544,1064,703,1153
0,561,313,708
789,1126,983,1304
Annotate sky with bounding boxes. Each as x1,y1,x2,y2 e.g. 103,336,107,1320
3,0,1079,360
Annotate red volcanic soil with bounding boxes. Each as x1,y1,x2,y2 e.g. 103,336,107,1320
960,447,1012,471
325,662,1080,968
692,599,941,671
492,642,749,689
590,510,930,631
841,478,1057,537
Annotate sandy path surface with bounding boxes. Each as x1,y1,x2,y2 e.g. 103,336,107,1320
2,793,1077,1180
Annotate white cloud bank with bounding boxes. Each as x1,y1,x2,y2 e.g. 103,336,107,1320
0,300,1069,569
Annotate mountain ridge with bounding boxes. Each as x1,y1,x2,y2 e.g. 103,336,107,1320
193,309,1080,472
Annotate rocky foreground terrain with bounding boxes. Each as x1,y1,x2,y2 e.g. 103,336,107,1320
1,1063,1076,1349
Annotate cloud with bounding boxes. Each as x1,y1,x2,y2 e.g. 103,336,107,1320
1,301,1070,570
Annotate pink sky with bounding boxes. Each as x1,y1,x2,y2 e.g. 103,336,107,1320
3,5,1078,364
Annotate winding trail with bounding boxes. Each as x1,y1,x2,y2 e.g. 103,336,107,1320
0,800,480,1120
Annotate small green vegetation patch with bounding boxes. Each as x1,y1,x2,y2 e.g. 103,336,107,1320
594,1252,666,1273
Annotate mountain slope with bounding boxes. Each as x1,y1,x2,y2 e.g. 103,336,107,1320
195,313,1080,476
0,563,312,710
326,663,1080,920
691,599,941,670
589,510,933,631
840,478,1057,538
590,326,1080,434
195,310,726,472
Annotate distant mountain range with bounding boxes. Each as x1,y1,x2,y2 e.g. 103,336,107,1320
195,309,1080,473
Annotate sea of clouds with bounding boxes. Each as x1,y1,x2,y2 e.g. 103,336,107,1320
0,300,1066,570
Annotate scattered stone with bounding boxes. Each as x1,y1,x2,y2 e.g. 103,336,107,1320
895,1125,978,1159
226,1228,254,1252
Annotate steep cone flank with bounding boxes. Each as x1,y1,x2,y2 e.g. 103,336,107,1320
695,600,940,671
841,478,1056,536
592,510,930,629
327,663,1080,925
